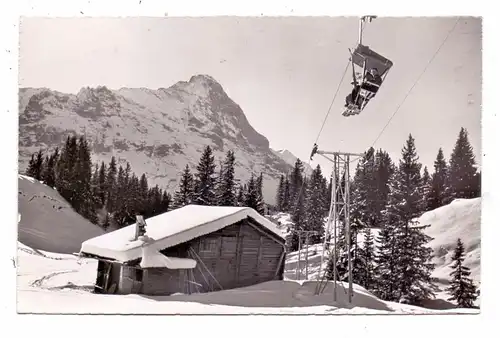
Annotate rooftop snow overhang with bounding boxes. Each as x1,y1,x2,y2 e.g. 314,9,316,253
140,246,197,269
80,205,284,263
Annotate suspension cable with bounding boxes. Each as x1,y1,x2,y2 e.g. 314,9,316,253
315,60,351,144
370,17,460,152
290,59,351,218
348,17,461,164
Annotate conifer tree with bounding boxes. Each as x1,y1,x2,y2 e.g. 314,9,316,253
91,163,101,208
305,165,326,244
373,149,395,227
147,185,163,218
161,190,172,213
41,147,59,188
114,162,138,227
172,165,194,209
139,173,149,214
282,175,291,211
97,161,107,206
380,135,435,304
34,149,44,181
152,185,163,216
276,175,285,211
26,149,45,181
289,159,304,212
422,166,430,188
322,175,331,216
244,174,259,210
55,135,79,206
126,173,141,221
448,127,478,200
350,148,377,269
26,154,36,178
105,156,118,212
358,228,376,291
374,224,399,300
217,150,237,206
119,162,133,225
113,165,127,227
421,166,432,211
255,172,265,215
75,136,97,223
214,161,224,206
236,184,245,206
351,147,377,228
446,238,478,308
288,178,308,252
193,146,217,206
427,148,449,210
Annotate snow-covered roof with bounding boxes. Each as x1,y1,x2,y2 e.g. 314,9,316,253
140,245,197,269
80,205,284,262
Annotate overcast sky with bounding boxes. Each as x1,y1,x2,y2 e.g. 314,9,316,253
19,16,482,173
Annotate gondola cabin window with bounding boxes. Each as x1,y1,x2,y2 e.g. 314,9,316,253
199,238,218,254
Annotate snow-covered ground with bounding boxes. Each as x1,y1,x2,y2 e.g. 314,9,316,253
420,198,481,308
267,212,294,237
16,241,477,314
282,198,481,309
421,198,481,286
18,174,105,254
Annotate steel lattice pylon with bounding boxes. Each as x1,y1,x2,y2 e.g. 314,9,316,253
314,150,362,303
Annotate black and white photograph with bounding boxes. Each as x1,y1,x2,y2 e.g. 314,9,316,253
14,12,483,315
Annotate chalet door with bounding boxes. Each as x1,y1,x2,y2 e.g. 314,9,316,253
216,236,238,289
238,237,260,287
94,261,107,293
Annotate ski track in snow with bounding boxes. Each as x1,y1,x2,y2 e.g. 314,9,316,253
30,270,79,288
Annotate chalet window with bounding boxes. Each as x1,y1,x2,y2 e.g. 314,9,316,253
199,238,218,253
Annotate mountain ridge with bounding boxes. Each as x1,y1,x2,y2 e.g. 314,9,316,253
18,74,308,203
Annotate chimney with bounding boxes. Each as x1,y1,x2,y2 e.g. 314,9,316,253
134,215,147,240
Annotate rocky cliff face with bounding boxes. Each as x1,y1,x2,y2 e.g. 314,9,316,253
18,75,300,203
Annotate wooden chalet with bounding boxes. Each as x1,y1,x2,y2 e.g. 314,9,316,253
79,205,286,296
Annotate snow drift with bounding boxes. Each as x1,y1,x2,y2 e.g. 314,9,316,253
419,198,481,285
18,174,105,254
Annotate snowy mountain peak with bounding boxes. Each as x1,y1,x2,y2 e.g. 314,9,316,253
276,149,294,157
165,74,225,100
272,148,313,175
189,74,221,87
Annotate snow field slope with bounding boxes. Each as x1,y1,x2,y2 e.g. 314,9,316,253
420,198,481,285
18,175,106,254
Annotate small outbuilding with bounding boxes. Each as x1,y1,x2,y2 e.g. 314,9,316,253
79,205,286,296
